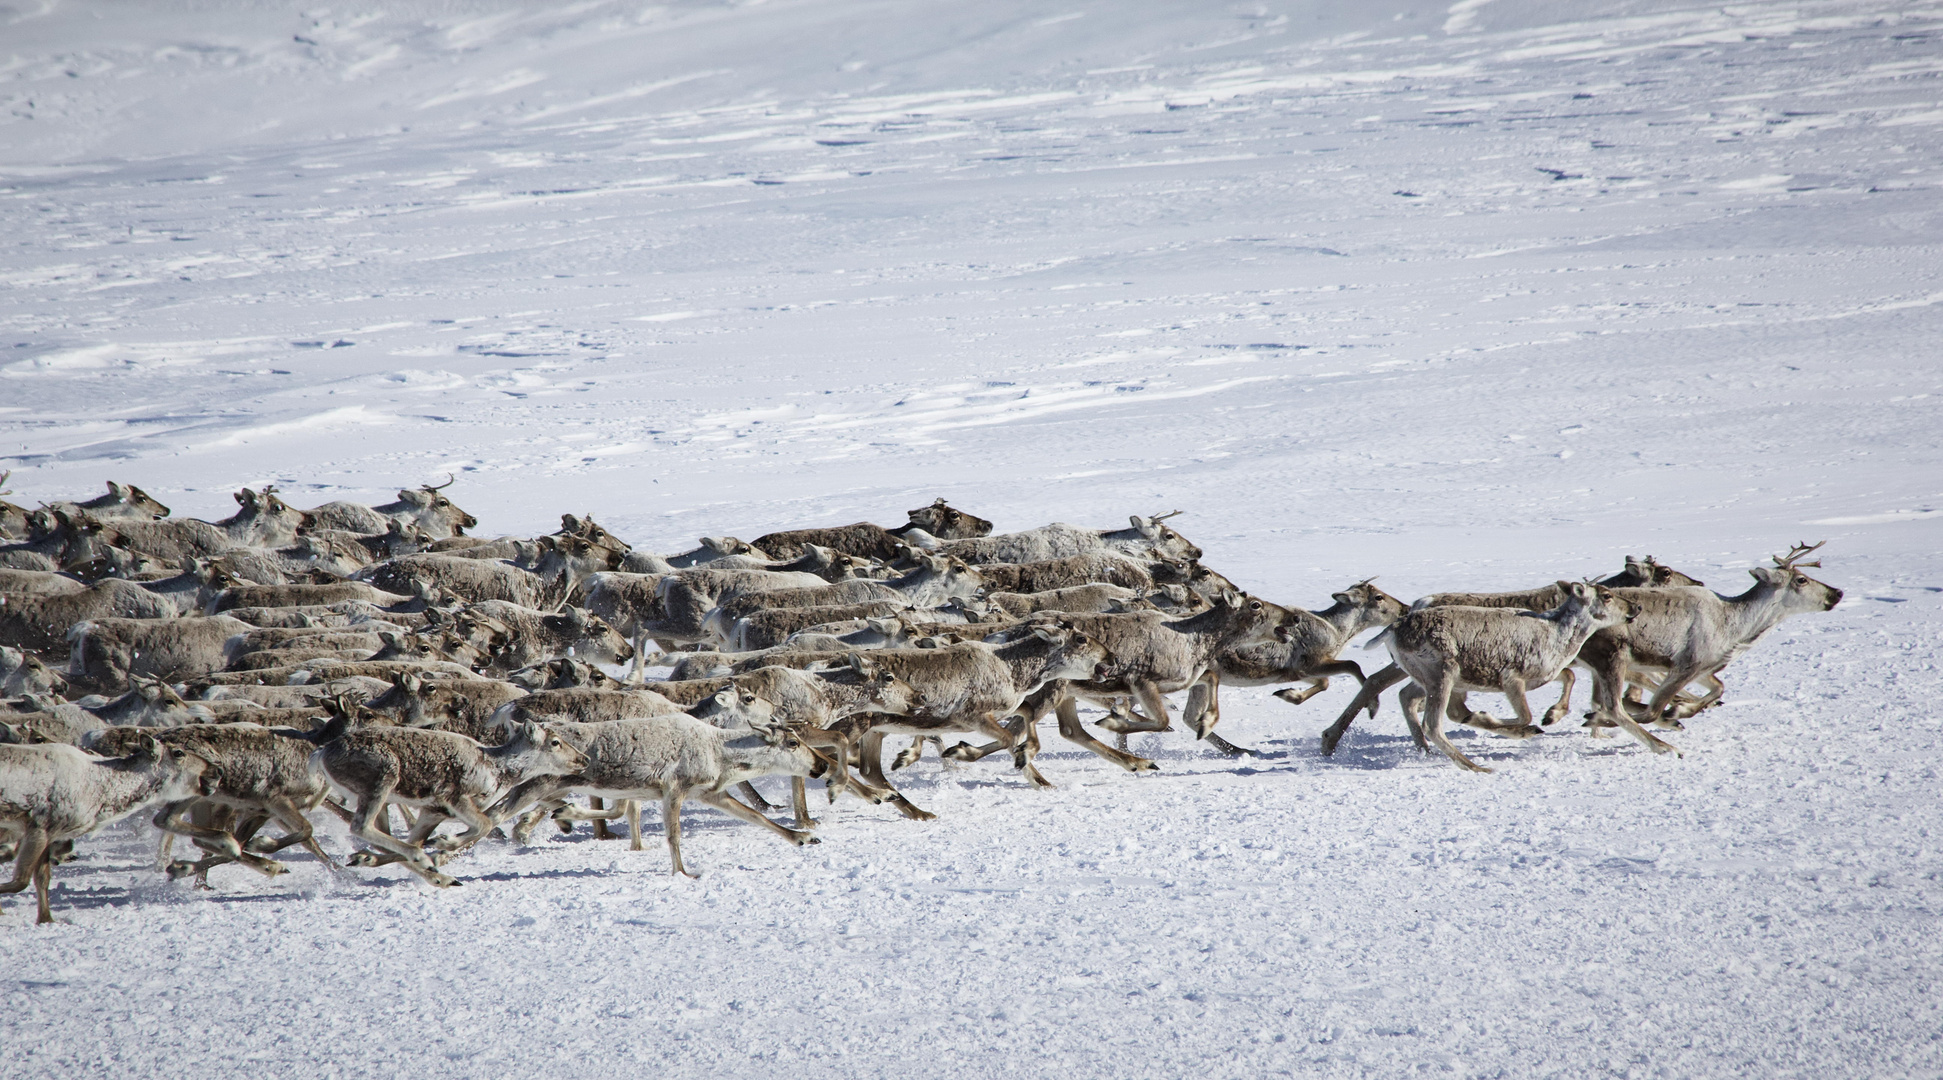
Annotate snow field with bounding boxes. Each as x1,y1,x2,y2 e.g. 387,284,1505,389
2,1,1941,1076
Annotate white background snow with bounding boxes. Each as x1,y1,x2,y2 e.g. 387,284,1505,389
2,0,1940,1075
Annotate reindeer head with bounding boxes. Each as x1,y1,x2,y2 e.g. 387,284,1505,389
1556,581,1638,626
1332,577,1408,629
1130,510,1201,561
904,497,993,540
504,721,589,777
106,481,170,518
397,475,477,536
1749,541,1842,611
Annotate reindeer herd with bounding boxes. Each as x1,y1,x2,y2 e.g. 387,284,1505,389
0,473,1842,923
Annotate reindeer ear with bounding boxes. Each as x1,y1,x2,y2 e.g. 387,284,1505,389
1130,515,1158,539
1031,626,1060,643
1332,592,1353,606
379,631,403,648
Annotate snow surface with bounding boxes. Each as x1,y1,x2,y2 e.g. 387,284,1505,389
3,0,1941,1075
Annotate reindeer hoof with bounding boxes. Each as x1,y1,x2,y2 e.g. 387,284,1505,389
243,836,278,854
346,850,381,867
427,872,460,888
165,860,199,880
939,742,977,762
1130,758,1158,772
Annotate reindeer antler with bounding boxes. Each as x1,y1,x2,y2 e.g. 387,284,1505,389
1772,540,1826,569
1150,509,1185,522
425,473,456,492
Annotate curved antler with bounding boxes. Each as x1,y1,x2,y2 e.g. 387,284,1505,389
1150,509,1185,522
425,473,457,492
1772,540,1826,569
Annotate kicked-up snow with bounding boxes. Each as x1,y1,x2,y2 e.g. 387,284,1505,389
1,1,1940,1076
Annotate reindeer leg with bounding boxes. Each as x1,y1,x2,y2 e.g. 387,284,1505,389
1,823,50,917
1182,671,1218,737
661,787,697,878
1541,668,1576,726
627,799,643,852
790,777,815,829
32,844,53,925
891,736,929,770
628,630,650,685
1055,690,1156,772
735,781,780,812
1398,682,1430,753
256,797,339,873
1320,663,1405,756
859,731,935,821
1273,679,1329,707
1494,679,1545,739
427,797,496,861
1424,671,1488,773
1275,660,1365,707
695,792,819,847
589,796,616,840
351,784,458,887
994,712,1052,789
154,800,244,861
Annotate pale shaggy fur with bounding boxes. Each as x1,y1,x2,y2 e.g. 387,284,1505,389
0,740,206,923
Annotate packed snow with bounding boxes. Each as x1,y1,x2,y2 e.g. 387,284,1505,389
2,0,1940,1076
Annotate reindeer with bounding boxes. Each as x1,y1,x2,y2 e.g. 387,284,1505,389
0,646,65,697
489,693,819,877
1319,556,1709,755
311,711,586,887
0,737,207,923
65,615,255,693
0,577,182,654
1580,542,1841,733
299,476,479,539
444,601,634,674
44,481,172,521
86,722,341,885
899,498,993,540
821,627,1113,813
1182,579,1408,755
207,579,416,615
974,593,1288,778
1382,582,1641,772
900,511,1201,565
700,555,983,645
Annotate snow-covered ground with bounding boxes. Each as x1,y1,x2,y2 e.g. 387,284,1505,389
3,1,1941,1075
